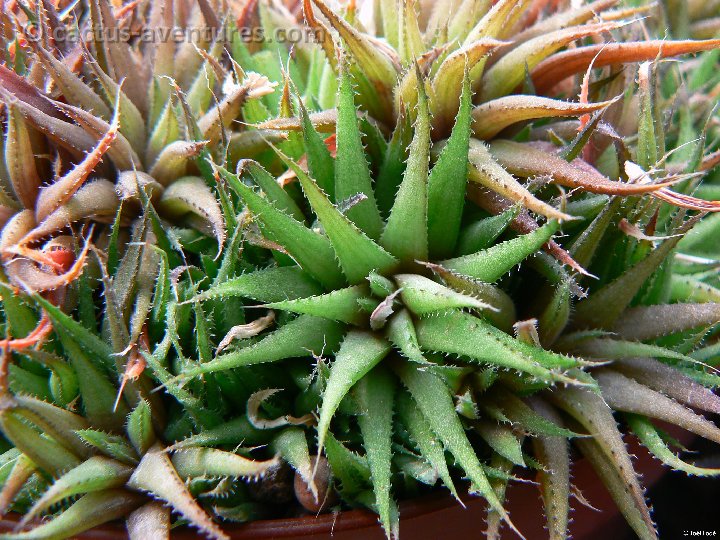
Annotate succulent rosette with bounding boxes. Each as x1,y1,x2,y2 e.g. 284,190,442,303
0,1,719,540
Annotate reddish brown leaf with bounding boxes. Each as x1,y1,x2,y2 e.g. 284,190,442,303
533,39,720,94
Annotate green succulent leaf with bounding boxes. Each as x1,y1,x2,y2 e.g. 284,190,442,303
574,217,697,329
0,407,80,477
395,274,495,315
46,322,127,432
0,490,144,540
538,280,572,347
264,285,371,325
573,436,657,540
671,275,720,303
324,431,371,497
486,388,577,438
128,445,228,540
456,208,519,256
33,295,115,373
551,386,657,540
199,266,324,303
393,361,520,536
75,429,138,465
440,220,560,283
332,64,385,238
172,416,274,450
171,447,278,479
356,367,397,539
317,331,392,455
127,401,156,456
237,159,305,222
310,0,398,116
480,22,618,101
416,311,581,382
625,414,720,477
527,397,571,540
375,111,411,217
427,70,473,259
271,428,315,498
298,97,335,200
23,457,133,524
274,148,399,284
8,395,90,458
217,165,345,290
475,420,525,466
181,315,345,378
381,71,430,263
565,337,699,363
385,309,427,364
396,391,459,501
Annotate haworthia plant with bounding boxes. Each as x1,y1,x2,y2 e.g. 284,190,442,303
0,0,719,539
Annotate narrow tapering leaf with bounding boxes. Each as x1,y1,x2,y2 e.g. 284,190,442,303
532,39,720,94
551,387,657,540
3,490,143,540
265,285,371,325
396,391,459,500
625,414,720,477
381,72,430,262
127,401,155,456
596,370,720,444
182,315,344,378
159,176,225,252
473,97,614,140
128,446,228,540
395,274,495,315
431,41,504,131
310,0,398,101
468,140,573,221
317,331,391,454
271,428,315,499
298,99,335,199
613,358,720,415
574,219,696,328
23,457,132,523
386,309,427,364
475,420,525,466
481,22,619,101
394,362,519,536
198,267,324,303
275,148,399,284
356,367,396,539
427,70,473,259
492,140,672,196
527,397,570,540
172,448,278,479
5,105,40,209
416,311,581,381
217,165,345,289
0,408,80,476
333,66,385,238
441,220,559,282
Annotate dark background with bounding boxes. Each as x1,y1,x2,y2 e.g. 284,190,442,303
623,437,720,539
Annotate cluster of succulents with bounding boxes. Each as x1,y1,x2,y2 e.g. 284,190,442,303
0,0,719,539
